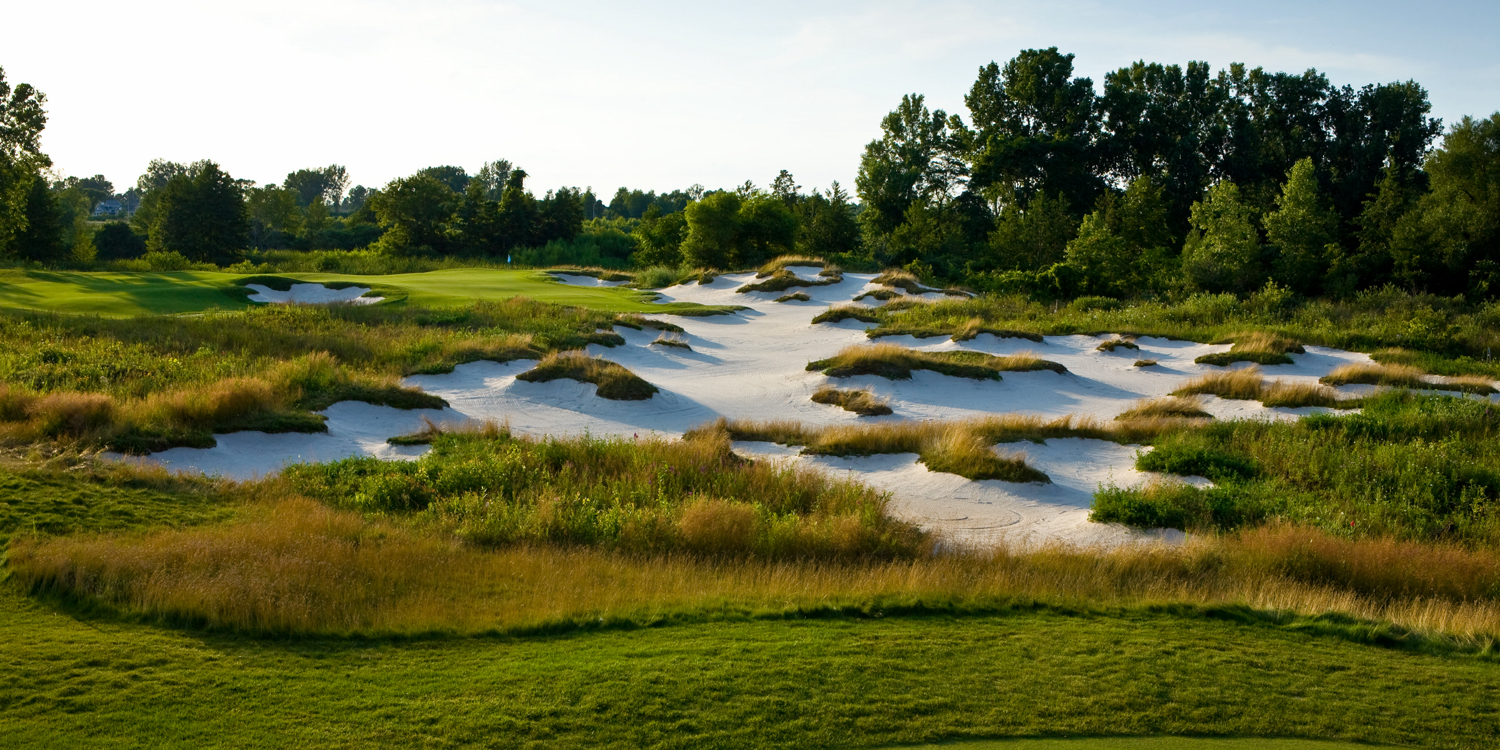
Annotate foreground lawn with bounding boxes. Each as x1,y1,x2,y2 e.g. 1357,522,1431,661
2,587,1496,749
0,268,703,316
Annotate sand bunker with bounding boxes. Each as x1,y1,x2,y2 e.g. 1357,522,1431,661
136,265,1480,547
246,283,383,305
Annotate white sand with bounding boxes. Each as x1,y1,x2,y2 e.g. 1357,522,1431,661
552,273,628,287
246,283,383,305
134,266,1482,547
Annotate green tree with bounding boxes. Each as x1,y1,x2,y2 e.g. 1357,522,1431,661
12,173,62,262
0,66,49,257
1181,181,1263,293
634,204,687,266
1064,177,1174,296
369,174,455,255
964,48,1103,213
798,181,860,257
1411,114,1500,296
452,179,502,254
495,170,537,252
283,165,349,210
245,185,302,249
1263,157,1338,294
985,191,1077,272
417,166,470,193
147,161,249,264
681,191,742,268
538,187,584,245
855,94,963,239
129,159,187,233
737,194,798,263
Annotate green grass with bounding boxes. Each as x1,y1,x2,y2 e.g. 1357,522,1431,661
900,739,1383,749
4,591,1499,748
1093,392,1500,544
0,268,730,317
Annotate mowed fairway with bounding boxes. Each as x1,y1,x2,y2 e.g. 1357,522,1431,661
0,268,710,316
3,584,1498,749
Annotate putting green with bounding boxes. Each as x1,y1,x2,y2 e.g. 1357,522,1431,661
0,268,713,316
900,738,1384,749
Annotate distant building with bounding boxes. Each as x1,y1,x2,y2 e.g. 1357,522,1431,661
93,199,123,217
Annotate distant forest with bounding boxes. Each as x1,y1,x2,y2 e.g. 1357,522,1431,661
1,48,1497,300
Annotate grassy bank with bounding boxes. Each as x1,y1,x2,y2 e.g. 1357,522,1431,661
839,288,1500,377
0,297,656,451
0,268,731,316
808,343,1067,381
1093,391,1500,544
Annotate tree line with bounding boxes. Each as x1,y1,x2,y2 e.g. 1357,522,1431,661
1,53,1496,302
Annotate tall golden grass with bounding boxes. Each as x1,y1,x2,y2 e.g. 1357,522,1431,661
1174,366,1267,400
757,255,826,276
13,500,1500,643
1322,362,1498,395
1115,396,1213,421
516,351,658,400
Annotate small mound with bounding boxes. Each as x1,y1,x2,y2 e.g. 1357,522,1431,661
1321,363,1497,395
775,292,811,303
1133,359,1158,367
810,385,893,416
1097,337,1139,352
1116,396,1212,421
756,255,826,276
1173,367,1265,401
1195,332,1304,366
516,351,658,400
736,269,842,294
812,305,879,325
613,314,685,333
650,333,692,351
807,343,1064,381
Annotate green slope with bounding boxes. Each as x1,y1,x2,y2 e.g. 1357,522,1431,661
0,268,715,316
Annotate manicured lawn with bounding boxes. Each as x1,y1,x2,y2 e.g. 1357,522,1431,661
3,588,1495,749
902,739,1382,749
0,269,703,316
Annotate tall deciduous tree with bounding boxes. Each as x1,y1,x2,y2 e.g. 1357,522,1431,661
369,174,454,255
0,66,49,257
964,48,1103,213
1264,157,1338,294
855,94,963,238
147,161,249,264
681,191,743,268
1182,181,1262,293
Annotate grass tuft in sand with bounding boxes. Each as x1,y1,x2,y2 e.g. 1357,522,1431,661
737,270,842,294
516,351,659,400
807,343,1065,381
1134,359,1158,367
756,255,825,276
1196,332,1306,366
774,292,811,303
1116,396,1213,421
1173,366,1267,401
872,269,925,293
810,385,893,416
1097,337,1140,352
1322,362,1498,395
650,333,692,350
613,314,685,333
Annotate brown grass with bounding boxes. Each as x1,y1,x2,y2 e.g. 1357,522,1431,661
1133,360,1158,367
810,385,893,416
516,351,658,400
1115,396,1213,421
1173,366,1266,400
1317,363,1496,394
14,503,1500,641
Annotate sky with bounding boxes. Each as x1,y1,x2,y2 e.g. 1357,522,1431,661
7,0,1499,197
